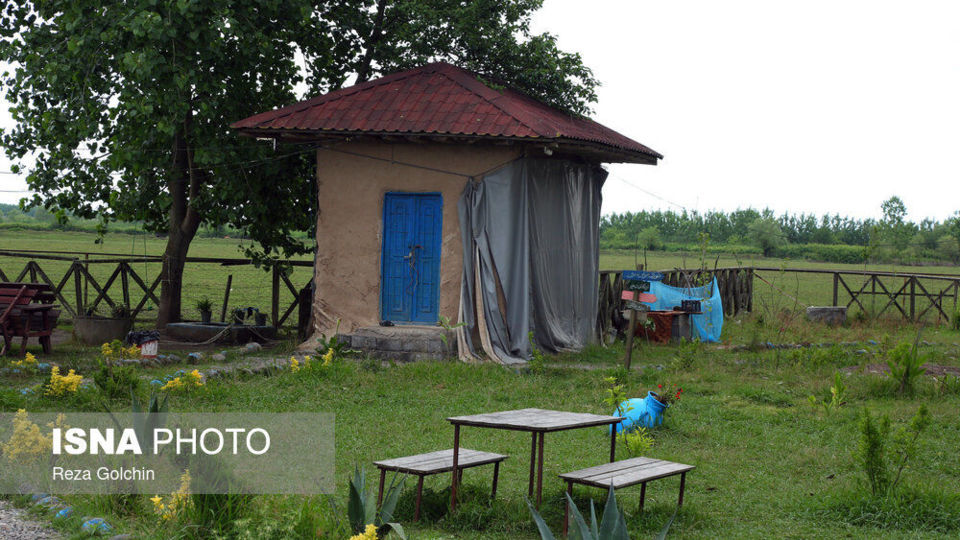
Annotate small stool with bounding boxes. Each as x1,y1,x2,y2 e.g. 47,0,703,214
374,448,508,521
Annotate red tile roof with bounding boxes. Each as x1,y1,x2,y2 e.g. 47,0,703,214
232,62,661,163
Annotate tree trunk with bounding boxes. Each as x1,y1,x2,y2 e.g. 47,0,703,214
354,0,389,83
158,233,191,328
157,120,202,328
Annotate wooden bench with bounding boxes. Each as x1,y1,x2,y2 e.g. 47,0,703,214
559,457,694,536
0,283,59,356
374,448,508,521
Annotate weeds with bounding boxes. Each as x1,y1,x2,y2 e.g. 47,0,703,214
809,372,847,414
528,332,545,375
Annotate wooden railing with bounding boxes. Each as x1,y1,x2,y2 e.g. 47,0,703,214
0,250,312,328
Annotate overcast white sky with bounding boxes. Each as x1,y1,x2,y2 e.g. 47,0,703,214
2,0,958,223
531,0,960,221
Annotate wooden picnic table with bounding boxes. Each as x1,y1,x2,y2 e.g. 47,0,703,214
446,408,623,510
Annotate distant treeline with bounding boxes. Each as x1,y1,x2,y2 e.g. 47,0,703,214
601,202,960,265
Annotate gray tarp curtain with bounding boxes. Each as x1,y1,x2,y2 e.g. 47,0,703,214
457,157,607,364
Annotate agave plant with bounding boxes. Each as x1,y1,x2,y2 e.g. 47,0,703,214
528,486,629,540
348,465,406,539
527,486,675,540
104,391,168,455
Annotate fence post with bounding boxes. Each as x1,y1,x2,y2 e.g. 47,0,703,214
120,262,130,308
73,262,83,316
220,274,233,323
272,265,280,327
832,273,839,306
83,253,89,308
909,277,916,321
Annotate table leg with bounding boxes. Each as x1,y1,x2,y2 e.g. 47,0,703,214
536,432,545,507
678,472,686,508
377,468,386,506
528,431,537,498
563,480,572,537
450,424,460,512
490,461,500,502
609,427,617,462
414,475,425,522
639,481,646,512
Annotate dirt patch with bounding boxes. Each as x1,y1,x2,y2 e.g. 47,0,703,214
842,363,960,377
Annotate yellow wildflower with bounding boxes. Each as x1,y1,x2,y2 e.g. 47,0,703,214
322,348,334,366
348,524,379,540
45,413,69,432
1,410,52,464
161,377,184,391
100,342,115,358
45,366,83,396
151,469,192,521
187,370,203,387
10,352,38,368
289,356,300,372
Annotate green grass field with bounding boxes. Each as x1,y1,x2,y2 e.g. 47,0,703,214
1,230,959,539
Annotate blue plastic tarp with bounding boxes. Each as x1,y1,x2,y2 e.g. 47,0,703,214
641,277,723,342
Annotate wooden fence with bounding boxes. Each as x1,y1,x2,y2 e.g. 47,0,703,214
748,266,960,323
597,267,754,339
0,250,312,328
598,264,960,340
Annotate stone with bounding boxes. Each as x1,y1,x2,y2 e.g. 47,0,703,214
806,306,847,326
166,354,181,365
243,342,262,353
211,353,227,362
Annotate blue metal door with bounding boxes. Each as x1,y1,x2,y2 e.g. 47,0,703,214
380,193,442,324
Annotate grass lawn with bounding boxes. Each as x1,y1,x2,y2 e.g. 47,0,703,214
1,230,959,538
2,312,959,539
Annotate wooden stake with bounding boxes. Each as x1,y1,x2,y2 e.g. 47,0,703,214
221,274,233,322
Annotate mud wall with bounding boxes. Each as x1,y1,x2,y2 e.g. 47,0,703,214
311,141,522,336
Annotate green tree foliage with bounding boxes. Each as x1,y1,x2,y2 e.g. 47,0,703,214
877,195,915,256
0,0,598,325
637,225,662,250
748,217,783,257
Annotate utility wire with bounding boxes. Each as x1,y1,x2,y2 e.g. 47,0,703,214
608,172,689,211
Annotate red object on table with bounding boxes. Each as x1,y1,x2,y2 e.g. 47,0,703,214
636,310,698,344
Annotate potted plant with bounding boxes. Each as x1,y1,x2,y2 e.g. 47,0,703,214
232,307,246,325
253,308,267,326
73,304,134,346
196,297,213,324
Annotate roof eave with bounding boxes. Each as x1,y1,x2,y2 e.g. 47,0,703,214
233,128,661,165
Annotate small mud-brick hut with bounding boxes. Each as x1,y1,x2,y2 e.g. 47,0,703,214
232,62,661,364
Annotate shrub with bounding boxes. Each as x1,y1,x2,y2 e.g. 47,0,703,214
93,361,141,400
856,405,931,497
886,339,926,395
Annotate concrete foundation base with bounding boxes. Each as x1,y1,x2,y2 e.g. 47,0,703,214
806,306,847,326
340,325,456,361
